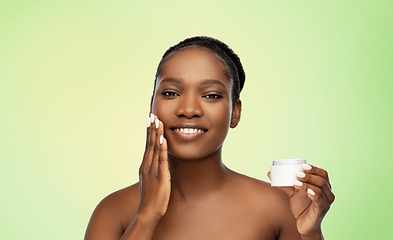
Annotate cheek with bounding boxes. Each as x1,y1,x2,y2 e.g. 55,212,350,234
206,104,232,130
151,98,176,126
151,101,160,115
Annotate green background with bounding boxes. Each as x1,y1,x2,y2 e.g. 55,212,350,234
1,0,392,239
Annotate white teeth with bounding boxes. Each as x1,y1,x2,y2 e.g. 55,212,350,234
174,128,204,134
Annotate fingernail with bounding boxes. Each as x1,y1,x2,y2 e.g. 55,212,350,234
147,117,151,128
303,163,312,171
155,119,159,129
307,188,315,196
160,135,163,144
150,113,155,123
296,170,306,178
294,179,303,186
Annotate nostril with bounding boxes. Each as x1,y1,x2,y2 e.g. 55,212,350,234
175,100,204,118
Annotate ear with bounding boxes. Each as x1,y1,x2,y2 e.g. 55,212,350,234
230,99,242,128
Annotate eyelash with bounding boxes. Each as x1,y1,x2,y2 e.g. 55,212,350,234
162,91,178,97
203,94,223,99
161,91,223,100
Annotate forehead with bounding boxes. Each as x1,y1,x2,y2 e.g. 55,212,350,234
158,47,230,87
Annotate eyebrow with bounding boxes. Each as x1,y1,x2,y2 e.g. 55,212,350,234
200,79,225,87
159,78,182,85
159,78,225,87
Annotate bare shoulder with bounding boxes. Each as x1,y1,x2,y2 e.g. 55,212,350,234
84,183,140,240
100,183,140,209
230,171,291,206
227,171,300,239
228,171,295,225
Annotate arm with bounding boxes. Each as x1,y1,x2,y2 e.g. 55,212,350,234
301,234,324,240
269,164,334,240
120,212,160,240
273,189,302,240
294,164,334,240
85,114,170,240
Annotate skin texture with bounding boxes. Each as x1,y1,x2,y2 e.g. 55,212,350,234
84,47,334,240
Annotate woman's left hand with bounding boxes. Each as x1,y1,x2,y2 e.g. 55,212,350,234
268,164,335,238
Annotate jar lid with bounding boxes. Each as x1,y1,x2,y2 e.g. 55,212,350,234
272,159,306,165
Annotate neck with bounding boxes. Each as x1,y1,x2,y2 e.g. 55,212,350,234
168,147,230,201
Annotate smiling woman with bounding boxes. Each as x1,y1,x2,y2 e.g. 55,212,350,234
153,46,238,161
84,36,334,240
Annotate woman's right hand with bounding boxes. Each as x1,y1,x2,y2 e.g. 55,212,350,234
137,113,171,221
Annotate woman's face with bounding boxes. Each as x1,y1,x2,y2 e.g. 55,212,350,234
151,47,241,160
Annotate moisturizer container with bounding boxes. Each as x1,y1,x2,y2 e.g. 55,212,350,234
270,159,306,187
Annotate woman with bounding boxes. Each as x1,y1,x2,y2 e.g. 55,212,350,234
85,36,334,240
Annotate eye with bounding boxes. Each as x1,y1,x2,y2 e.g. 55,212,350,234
161,91,179,97
203,94,223,99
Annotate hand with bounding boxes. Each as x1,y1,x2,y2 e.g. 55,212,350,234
137,113,171,221
268,164,335,238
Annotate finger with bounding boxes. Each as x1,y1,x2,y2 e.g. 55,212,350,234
296,171,335,203
267,171,271,180
294,178,334,216
143,113,157,172
305,186,324,218
140,114,153,172
159,136,170,181
302,164,332,189
302,164,333,204
151,118,162,173
293,180,324,211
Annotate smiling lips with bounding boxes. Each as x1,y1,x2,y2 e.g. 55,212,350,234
170,125,207,141
174,128,205,134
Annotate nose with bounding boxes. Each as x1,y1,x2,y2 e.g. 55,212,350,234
175,94,204,119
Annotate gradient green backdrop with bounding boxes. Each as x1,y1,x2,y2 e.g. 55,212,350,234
1,0,392,239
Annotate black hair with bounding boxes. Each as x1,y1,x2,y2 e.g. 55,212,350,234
154,36,245,105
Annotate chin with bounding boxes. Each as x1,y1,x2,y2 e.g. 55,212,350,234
168,150,204,161
167,144,222,161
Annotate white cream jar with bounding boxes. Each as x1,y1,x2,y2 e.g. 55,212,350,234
270,159,306,187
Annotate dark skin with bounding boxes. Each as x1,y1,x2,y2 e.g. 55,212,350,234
85,47,334,240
